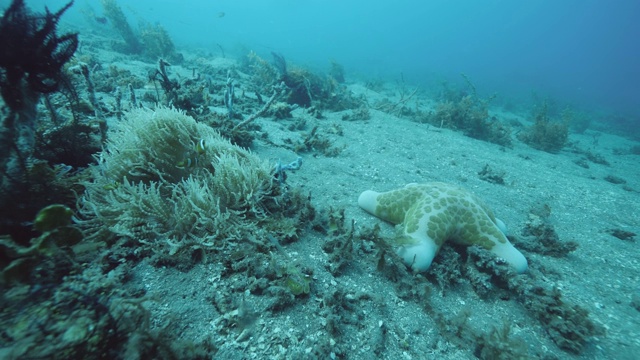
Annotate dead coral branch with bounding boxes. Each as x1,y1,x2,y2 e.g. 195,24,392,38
232,82,287,131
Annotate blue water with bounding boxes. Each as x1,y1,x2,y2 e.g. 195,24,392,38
12,0,640,119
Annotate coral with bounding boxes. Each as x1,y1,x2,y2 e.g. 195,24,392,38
430,96,512,147
0,261,216,359
278,263,312,297
270,52,288,79
35,120,101,168
269,101,294,119
244,51,280,95
469,247,603,354
0,159,84,244
232,82,287,131
358,182,528,273
427,246,464,291
283,67,322,107
77,107,281,256
92,64,145,93
149,59,180,106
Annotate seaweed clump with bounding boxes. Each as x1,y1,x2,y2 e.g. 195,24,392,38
101,0,141,54
1,204,82,285
426,76,512,147
0,0,79,239
517,203,578,257
139,21,181,62
0,0,78,109
244,51,361,111
518,103,569,153
467,247,603,354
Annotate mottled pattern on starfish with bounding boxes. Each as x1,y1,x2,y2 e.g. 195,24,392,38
358,182,528,273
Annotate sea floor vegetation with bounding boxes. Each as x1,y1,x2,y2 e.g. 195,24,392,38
1,1,639,359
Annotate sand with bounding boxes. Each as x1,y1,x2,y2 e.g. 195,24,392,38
121,53,639,359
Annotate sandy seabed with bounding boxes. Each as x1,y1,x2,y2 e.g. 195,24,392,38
2,27,639,359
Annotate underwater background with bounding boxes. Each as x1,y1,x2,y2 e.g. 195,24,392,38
24,0,640,118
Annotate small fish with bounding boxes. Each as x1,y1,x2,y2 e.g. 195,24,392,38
217,12,225,18
95,16,108,25
195,139,206,155
176,139,206,168
103,181,120,191
54,164,74,177
176,154,198,169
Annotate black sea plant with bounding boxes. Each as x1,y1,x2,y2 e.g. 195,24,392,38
0,0,78,200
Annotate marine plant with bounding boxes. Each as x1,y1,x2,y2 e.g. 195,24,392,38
139,21,178,61
0,256,213,358
293,125,345,157
467,246,603,353
0,0,78,207
245,51,361,111
518,102,569,153
101,0,141,54
427,76,512,147
1,204,83,284
517,204,579,257
329,59,345,83
149,58,179,105
569,109,591,134
374,75,419,117
244,51,281,95
321,208,357,276
341,106,371,121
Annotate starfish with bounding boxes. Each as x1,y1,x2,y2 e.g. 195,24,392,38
358,182,528,273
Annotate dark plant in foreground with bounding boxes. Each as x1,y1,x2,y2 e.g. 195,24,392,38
0,0,78,203
0,0,78,109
